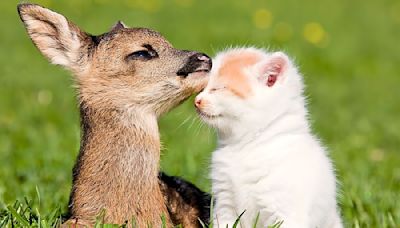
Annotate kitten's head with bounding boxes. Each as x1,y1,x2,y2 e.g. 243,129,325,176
195,47,304,133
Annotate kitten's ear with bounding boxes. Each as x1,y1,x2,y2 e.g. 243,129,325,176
258,52,289,87
17,3,92,72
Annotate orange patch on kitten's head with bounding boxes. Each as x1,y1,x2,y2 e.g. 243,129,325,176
216,51,261,98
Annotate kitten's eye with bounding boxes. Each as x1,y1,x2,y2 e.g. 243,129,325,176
210,87,226,93
126,50,157,61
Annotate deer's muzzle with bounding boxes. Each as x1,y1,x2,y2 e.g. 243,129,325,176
176,53,212,77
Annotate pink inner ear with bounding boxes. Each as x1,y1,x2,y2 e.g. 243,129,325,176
267,74,278,87
262,55,286,87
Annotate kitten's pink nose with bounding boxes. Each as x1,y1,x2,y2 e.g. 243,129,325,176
195,97,202,108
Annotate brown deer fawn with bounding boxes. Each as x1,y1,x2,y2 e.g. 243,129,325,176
18,3,211,227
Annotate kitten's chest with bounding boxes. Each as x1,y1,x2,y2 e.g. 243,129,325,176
212,144,265,204
213,142,272,175
212,149,262,227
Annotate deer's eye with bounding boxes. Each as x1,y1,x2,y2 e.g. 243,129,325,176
126,50,157,61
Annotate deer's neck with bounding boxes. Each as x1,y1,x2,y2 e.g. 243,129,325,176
69,103,168,225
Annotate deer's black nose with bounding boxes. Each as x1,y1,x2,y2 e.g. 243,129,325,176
177,52,212,77
195,53,211,63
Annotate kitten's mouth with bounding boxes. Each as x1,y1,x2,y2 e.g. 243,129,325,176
196,108,221,119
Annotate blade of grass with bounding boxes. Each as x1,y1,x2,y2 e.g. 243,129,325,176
7,205,30,227
252,212,260,228
131,217,136,228
36,208,41,228
198,218,206,228
95,208,106,228
161,214,167,228
0,214,10,227
209,196,214,228
232,210,245,228
268,220,283,228
36,186,41,210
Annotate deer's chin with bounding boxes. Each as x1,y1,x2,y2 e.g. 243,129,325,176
186,71,209,83
183,78,209,95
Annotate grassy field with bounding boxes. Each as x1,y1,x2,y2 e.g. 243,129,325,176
1,0,399,227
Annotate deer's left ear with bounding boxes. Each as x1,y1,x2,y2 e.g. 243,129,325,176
257,52,289,87
17,3,91,72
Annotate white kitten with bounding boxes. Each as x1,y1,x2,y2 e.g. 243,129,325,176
195,48,342,228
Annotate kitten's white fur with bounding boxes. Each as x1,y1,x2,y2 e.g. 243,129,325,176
196,48,342,228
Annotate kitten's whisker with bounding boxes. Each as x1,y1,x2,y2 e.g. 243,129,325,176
194,118,205,138
188,115,197,130
207,124,212,145
175,115,192,131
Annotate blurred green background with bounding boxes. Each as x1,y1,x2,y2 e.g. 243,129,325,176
1,0,399,227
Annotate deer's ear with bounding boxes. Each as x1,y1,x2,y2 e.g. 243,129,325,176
257,52,289,87
110,20,127,31
17,3,91,71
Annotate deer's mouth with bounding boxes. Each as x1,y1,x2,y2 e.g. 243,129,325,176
192,68,210,74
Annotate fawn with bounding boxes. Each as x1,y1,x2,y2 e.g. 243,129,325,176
18,3,211,227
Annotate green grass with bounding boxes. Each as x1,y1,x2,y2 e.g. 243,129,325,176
1,0,399,227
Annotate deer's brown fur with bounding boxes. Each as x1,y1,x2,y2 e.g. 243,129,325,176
18,3,211,227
